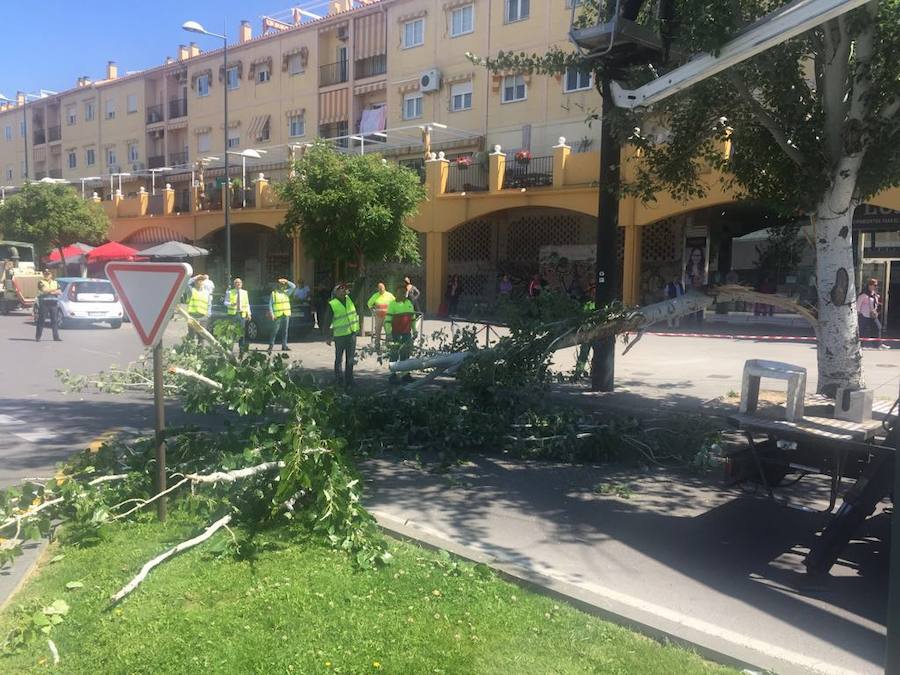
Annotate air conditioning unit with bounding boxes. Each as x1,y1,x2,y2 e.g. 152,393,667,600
132,162,145,171
336,26,349,41
420,68,442,93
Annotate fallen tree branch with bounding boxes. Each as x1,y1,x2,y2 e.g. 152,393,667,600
169,366,223,390
109,514,233,605
176,307,235,362
184,461,284,484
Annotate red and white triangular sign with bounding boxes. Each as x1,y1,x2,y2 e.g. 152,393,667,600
106,262,192,347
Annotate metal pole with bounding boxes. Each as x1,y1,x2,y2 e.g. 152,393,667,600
152,341,167,521
223,34,231,283
152,171,156,196
591,77,620,392
23,105,28,181
241,155,246,208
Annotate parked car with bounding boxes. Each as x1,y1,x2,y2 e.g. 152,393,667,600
32,278,124,329
208,288,315,342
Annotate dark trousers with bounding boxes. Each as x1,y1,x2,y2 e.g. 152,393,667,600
576,342,591,373
270,315,289,349
35,299,60,341
859,314,879,346
232,316,248,353
334,334,356,386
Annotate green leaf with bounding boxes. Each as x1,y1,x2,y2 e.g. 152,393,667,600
44,599,69,616
65,581,84,590
31,612,50,627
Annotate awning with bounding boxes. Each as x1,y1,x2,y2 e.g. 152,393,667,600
319,89,348,125
122,227,189,247
284,107,306,118
248,115,272,142
168,119,188,131
354,80,386,96
354,12,386,60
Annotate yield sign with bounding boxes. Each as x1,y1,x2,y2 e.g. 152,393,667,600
106,262,192,347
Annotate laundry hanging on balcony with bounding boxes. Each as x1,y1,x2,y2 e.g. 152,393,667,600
358,107,386,135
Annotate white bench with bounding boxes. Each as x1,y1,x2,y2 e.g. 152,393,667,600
740,359,807,422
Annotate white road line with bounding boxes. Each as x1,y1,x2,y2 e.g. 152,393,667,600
15,430,57,443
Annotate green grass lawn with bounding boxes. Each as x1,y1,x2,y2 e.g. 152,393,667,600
0,517,735,674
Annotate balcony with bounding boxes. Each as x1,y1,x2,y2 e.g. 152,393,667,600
47,126,61,143
169,151,188,166
35,171,47,180
446,161,488,193
354,54,386,80
399,158,426,184
502,155,554,189
147,104,165,124
319,60,349,87
48,169,63,179
148,155,166,169
174,189,191,213
169,98,187,119
33,129,46,145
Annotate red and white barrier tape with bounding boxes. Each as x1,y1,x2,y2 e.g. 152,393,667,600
648,331,898,344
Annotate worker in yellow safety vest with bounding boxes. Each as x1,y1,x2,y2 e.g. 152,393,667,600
35,269,62,342
366,281,395,352
268,277,295,354
185,274,212,341
326,282,360,388
223,277,251,354
386,282,418,384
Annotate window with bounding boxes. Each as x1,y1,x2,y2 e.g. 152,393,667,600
450,81,473,111
501,74,527,102
3,126,10,141
19,120,26,136
226,66,240,90
85,148,96,166
505,0,529,22
564,67,592,92
67,152,77,169
84,100,95,122
403,93,423,120
66,105,77,126
289,114,305,138
288,53,304,75
106,147,117,167
450,5,474,37
198,132,211,153
127,94,138,113
105,98,116,120
227,129,240,149
259,119,270,142
197,74,210,97
256,66,271,84
128,142,139,162
402,19,425,48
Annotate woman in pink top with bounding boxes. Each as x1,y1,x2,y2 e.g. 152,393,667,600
857,278,881,346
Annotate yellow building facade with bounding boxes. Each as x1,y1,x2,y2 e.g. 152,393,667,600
2,0,899,313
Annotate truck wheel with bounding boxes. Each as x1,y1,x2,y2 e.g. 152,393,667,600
110,320,122,329
246,319,259,341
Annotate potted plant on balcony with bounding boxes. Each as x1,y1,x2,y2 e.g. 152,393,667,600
456,155,474,171
514,149,532,166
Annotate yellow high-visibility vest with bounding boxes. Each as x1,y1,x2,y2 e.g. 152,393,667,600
271,289,292,319
329,297,360,337
38,279,59,297
367,291,395,317
385,298,417,337
187,288,209,317
226,288,250,318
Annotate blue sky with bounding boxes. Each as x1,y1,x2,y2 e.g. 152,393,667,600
1,1,295,97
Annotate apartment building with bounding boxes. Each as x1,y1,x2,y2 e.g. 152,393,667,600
2,0,899,315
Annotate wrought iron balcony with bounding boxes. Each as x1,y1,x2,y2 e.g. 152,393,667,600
147,104,164,124
33,130,46,145
47,126,61,143
503,155,554,189
354,54,387,80
319,60,349,87
169,98,187,119
169,151,188,166
447,161,489,193
148,155,166,169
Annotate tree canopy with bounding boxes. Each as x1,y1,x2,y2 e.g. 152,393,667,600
0,182,108,260
276,141,426,273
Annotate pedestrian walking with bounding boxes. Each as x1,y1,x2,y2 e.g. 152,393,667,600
223,277,251,354
404,276,421,310
664,276,684,328
326,283,360,388
857,278,882,348
35,269,62,342
446,274,463,316
387,283,418,384
366,282,395,352
268,278,295,354
186,274,212,341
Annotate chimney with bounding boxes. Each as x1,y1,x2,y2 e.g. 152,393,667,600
239,20,252,43
16,91,25,106
189,42,200,58
165,56,173,65
178,44,189,61
106,61,118,80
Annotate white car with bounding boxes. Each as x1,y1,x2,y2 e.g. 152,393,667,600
33,277,124,329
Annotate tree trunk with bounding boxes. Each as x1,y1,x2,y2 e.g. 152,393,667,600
813,198,863,396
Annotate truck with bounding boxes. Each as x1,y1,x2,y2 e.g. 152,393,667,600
0,241,41,314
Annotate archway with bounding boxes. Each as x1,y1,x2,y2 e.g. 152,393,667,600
198,222,291,291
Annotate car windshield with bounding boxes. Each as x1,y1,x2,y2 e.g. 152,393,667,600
0,244,34,262
71,281,117,302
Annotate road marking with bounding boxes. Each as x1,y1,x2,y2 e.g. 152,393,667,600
0,415,25,425
15,430,57,443
87,428,121,453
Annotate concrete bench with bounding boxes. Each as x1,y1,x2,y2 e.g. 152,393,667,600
740,359,807,422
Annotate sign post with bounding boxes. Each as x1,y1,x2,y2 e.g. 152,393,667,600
106,262,192,521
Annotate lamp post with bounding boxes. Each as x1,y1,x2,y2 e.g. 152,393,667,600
149,167,172,196
183,19,231,283
226,148,264,207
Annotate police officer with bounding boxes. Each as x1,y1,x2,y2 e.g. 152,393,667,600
223,277,251,354
268,278,295,354
326,283,360,388
35,269,62,342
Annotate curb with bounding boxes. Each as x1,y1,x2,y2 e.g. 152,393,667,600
372,510,865,675
0,539,49,612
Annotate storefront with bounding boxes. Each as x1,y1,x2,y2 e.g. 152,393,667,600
857,204,900,331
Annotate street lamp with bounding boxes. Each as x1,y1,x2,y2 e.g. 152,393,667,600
149,167,172,195
80,176,101,200
183,19,231,283
226,148,265,207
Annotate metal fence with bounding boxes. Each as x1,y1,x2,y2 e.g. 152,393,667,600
446,162,489,193
169,151,188,166
503,155,554,189
355,54,387,79
146,104,164,124
319,60,349,87
148,155,166,169
399,158,426,184
47,126,61,142
168,98,188,119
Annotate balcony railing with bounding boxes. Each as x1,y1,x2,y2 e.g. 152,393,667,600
169,151,188,166
354,54,386,80
33,130,46,145
47,126,61,143
148,155,166,169
399,158,426,184
447,161,489,193
169,98,187,119
48,169,62,179
503,155,554,189
147,104,164,124
175,189,191,213
319,60,349,87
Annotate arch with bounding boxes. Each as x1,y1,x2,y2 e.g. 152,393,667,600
197,222,292,289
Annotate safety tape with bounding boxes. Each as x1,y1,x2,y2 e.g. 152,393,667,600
649,331,899,344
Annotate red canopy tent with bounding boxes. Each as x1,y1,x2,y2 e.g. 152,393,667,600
85,241,140,263
46,243,94,264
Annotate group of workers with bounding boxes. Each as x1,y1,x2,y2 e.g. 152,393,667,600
183,273,421,388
